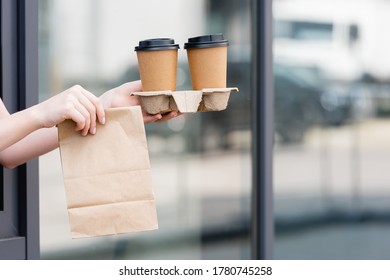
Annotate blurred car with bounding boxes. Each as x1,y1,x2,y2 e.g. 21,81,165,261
274,62,352,143
114,60,352,152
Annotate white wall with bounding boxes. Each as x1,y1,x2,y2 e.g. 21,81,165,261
48,0,206,83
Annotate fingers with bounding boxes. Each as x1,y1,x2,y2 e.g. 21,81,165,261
143,113,163,124
74,93,96,135
156,111,180,122
66,106,87,133
66,85,106,136
63,82,179,135
143,111,180,124
79,87,106,125
71,101,91,135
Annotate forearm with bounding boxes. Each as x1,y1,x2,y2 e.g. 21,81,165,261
0,105,42,152
0,127,58,169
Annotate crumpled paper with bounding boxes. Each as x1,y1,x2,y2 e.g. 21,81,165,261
58,106,158,238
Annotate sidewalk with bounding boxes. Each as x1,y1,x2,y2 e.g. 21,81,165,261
39,118,390,259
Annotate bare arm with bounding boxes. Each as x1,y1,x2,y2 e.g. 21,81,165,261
0,103,42,153
0,81,180,169
0,127,58,169
0,102,55,168
0,85,105,168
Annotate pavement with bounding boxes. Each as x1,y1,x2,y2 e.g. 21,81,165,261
39,118,390,259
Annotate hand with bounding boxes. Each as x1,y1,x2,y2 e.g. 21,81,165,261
33,85,105,136
99,80,181,123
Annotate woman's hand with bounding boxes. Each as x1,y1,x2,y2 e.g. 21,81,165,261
33,85,106,136
99,80,181,123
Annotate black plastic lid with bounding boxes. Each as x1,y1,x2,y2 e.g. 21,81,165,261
184,34,229,49
135,38,180,51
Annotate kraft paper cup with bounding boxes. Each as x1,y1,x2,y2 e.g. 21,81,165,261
135,38,179,91
184,34,229,90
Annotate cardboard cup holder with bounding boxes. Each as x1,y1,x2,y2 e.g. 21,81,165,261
131,87,238,114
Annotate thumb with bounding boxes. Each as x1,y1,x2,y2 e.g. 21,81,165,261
117,80,142,94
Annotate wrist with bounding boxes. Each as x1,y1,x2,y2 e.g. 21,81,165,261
27,104,45,129
99,90,115,109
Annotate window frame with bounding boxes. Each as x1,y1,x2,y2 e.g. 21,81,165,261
0,0,39,260
251,0,274,260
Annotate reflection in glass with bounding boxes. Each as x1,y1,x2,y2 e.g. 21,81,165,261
274,21,333,42
274,0,390,259
39,0,251,260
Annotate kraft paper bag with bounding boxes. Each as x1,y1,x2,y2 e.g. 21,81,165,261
58,106,158,238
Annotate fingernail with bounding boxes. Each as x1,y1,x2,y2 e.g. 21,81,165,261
92,127,96,135
102,117,106,124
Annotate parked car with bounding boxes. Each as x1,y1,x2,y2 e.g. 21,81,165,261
274,62,352,143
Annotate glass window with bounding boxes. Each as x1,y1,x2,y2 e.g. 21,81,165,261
274,0,390,259
38,0,252,260
349,24,359,45
275,20,333,41
275,20,333,42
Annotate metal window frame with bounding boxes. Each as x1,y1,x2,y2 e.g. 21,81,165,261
18,0,40,259
251,0,274,260
0,0,39,260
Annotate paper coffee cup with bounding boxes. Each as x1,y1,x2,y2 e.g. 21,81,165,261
135,38,179,91
184,34,229,90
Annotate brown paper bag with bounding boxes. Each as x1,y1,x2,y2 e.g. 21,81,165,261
58,106,158,238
